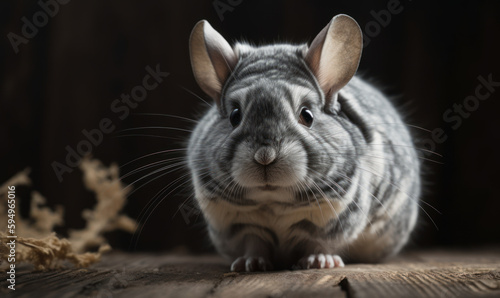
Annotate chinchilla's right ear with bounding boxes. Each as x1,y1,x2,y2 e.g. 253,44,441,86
305,14,362,112
189,20,238,106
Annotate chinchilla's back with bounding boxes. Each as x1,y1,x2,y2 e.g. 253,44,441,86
342,76,421,201
330,76,420,261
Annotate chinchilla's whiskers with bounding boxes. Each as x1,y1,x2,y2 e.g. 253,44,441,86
115,125,193,142
125,157,207,186
317,124,443,156
132,178,194,251
307,178,349,244
179,85,213,107
218,173,240,201
184,164,241,206
228,180,242,202
336,144,443,165
326,121,434,134
331,143,442,158
309,179,341,226
357,166,440,221
123,148,193,250
288,164,314,204
131,171,197,250
398,123,432,133
115,134,186,141
351,161,440,215
120,148,189,169
287,169,325,221
137,171,193,224
187,157,240,203
294,178,310,208
355,165,440,230
173,192,196,220
173,168,213,220
298,181,310,204
286,173,311,210
326,171,387,237
125,160,188,193
301,173,336,223
327,155,389,172
207,174,236,204
120,157,186,181
125,157,205,200
132,113,199,124
309,170,377,238
296,177,311,205
308,168,376,240
126,169,186,209
117,126,194,133
310,121,428,135
220,174,236,198
231,178,246,201
359,122,433,134
234,179,247,201
309,184,326,225
318,132,443,163
131,173,188,249
316,139,443,165
331,151,442,167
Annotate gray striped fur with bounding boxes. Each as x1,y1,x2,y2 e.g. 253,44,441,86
188,16,420,271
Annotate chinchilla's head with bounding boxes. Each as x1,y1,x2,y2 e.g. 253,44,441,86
188,15,363,202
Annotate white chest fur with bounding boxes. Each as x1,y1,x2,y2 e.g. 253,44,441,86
198,190,347,248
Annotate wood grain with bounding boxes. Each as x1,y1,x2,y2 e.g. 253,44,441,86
2,249,499,297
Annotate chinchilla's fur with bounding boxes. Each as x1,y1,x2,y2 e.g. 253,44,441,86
187,15,420,271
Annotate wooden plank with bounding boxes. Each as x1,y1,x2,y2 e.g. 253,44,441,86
212,270,346,298
1,249,499,297
339,265,500,298
337,249,500,298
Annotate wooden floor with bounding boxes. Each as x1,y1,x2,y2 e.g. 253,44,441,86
2,248,500,298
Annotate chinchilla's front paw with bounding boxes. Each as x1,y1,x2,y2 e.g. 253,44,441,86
230,256,273,272
297,254,344,269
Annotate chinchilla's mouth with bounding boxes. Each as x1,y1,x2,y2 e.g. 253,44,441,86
258,184,279,191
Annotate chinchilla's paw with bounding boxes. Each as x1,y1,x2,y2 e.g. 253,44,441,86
297,254,344,269
230,256,273,272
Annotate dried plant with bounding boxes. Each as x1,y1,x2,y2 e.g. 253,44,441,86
0,157,136,270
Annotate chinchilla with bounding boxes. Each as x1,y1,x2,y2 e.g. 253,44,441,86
187,14,420,271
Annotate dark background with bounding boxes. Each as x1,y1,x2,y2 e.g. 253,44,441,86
1,0,499,252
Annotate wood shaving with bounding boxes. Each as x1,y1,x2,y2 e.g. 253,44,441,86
69,158,135,253
0,232,111,271
0,157,136,271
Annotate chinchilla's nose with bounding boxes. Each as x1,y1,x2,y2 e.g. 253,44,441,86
254,146,277,165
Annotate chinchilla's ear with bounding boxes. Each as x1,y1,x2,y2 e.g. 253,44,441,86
305,14,362,110
189,20,237,106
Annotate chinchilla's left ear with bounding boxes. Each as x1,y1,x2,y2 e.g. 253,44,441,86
189,20,237,106
305,14,362,109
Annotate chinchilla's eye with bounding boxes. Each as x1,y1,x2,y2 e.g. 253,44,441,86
230,108,242,127
299,107,314,127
